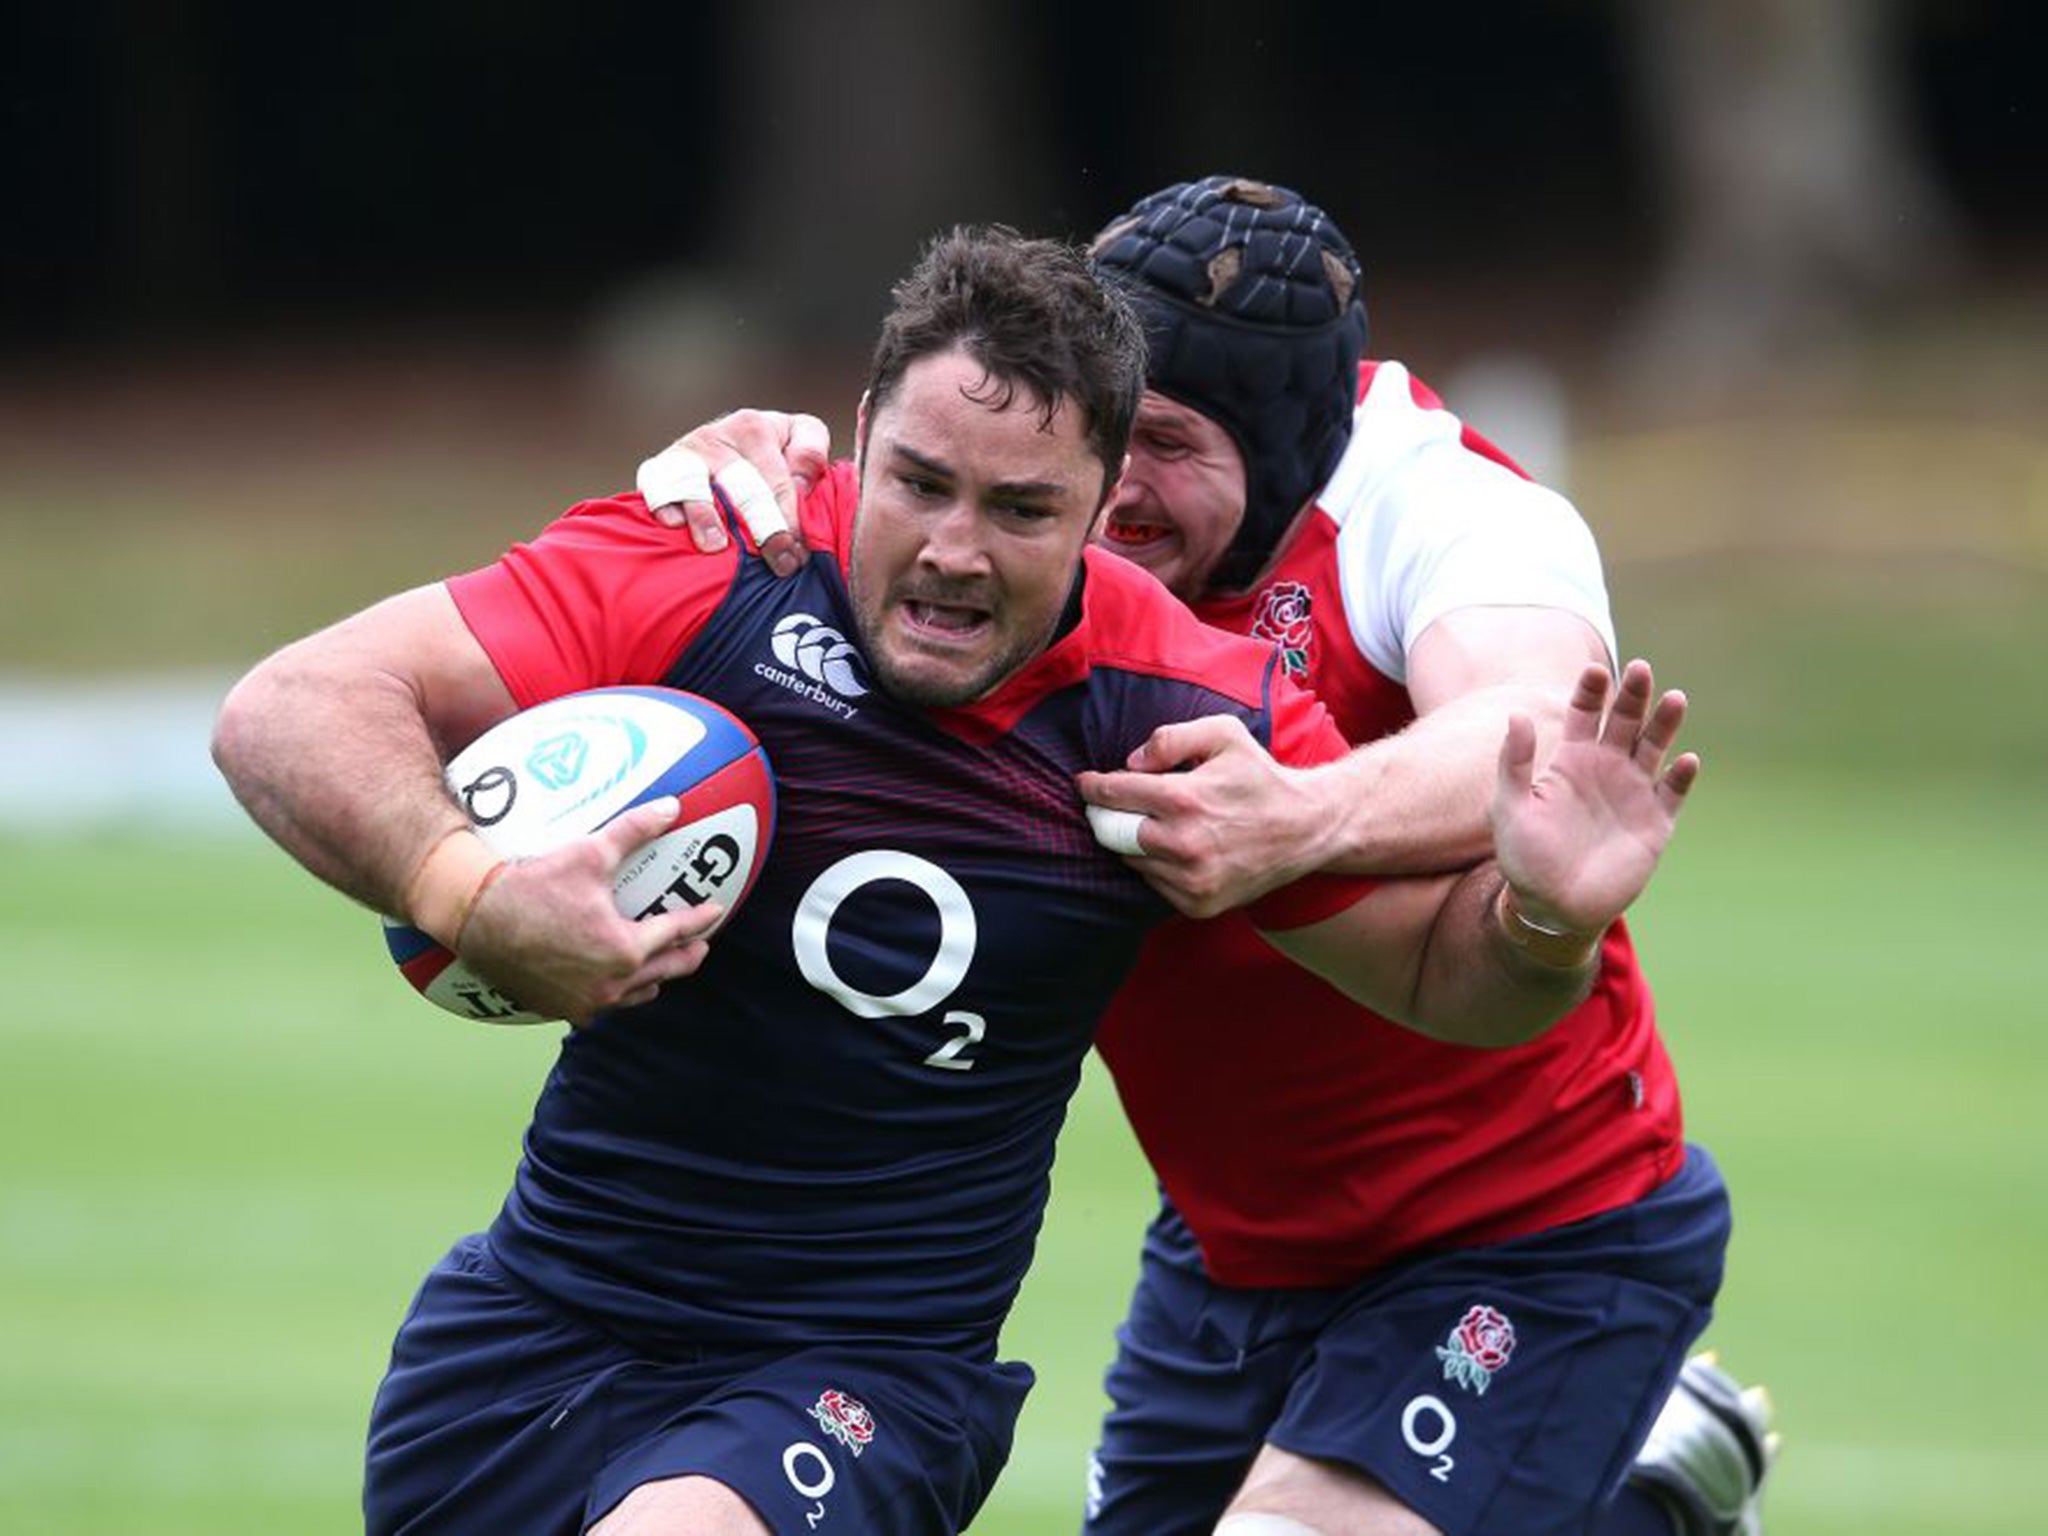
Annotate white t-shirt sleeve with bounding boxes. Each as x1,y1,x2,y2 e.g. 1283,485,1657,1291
1328,373,1617,685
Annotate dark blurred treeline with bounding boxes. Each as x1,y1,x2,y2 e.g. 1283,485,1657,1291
3,0,2038,371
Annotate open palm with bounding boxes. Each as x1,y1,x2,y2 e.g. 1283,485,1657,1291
1492,659,1699,935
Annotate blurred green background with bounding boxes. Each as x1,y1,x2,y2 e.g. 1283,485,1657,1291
6,4,2046,1533
6,406,2046,1534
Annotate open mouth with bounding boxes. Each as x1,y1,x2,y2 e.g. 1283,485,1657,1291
1102,515,1173,551
901,597,992,642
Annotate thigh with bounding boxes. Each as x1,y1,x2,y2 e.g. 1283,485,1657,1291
1223,1443,1442,1536
591,1344,1034,1536
364,1234,643,1536
590,1474,772,1534
1266,1151,1731,1536
1085,1241,1331,1536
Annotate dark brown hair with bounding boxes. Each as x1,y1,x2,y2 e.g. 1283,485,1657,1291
864,225,1146,493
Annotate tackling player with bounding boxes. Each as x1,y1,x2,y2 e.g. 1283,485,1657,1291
635,180,1774,1536
213,224,1700,1536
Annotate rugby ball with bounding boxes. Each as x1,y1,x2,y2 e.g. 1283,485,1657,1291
382,686,775,1022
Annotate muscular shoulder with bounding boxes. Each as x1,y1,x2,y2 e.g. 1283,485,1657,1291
1305,360,1614,683
1317,360,1546,520
448,492,741,705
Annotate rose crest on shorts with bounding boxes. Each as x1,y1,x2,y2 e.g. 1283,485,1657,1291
1436,1303,1517,1395
1251,580,1314,678
809,1387,877,1456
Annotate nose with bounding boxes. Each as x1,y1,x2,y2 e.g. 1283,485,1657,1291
1106,467,1159,521
917,500,993,578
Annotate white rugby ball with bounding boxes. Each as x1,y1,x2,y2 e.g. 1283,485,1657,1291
382,685,775,1022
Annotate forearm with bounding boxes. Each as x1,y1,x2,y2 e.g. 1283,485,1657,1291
211,587,513,919
1403,862,1597,1046
215,653,464,914
1259,860,1595,1048
1308,682,1566,876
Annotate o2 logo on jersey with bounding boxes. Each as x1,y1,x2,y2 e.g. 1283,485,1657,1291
790,851,988,1071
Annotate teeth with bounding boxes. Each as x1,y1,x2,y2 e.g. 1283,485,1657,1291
908,601,983,633
1105,520,1166,544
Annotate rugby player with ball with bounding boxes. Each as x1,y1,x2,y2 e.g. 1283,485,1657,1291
640,178,1774,1536
215,224,1699,1536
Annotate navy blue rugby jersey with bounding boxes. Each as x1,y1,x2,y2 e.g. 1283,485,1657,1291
445,462,1362,1357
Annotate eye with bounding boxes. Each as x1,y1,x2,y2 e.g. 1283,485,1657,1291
996,500,1057,526
899,473,946,500
1138,430,1189,460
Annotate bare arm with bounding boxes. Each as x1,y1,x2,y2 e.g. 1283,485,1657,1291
1351,604,1614,868
212,584,517,913
1076,605,1610,915
1258,660,1696,1046
1260,862,1592,1047
212,585,720,1024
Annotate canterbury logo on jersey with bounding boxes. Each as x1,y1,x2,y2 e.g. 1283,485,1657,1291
756,612,868,719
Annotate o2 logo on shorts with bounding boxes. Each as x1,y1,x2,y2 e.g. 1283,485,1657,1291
782,1389,878,1529
1401,1393,1458,1484
781,1440,837,1528
791,851,990,1072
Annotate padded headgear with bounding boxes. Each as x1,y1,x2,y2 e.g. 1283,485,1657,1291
1090,176,1368,592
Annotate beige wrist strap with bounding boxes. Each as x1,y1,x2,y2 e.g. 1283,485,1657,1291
1493,883,1604,971
404,826,506,951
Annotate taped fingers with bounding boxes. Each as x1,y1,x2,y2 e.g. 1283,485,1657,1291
714,460,792,548
637,445,714,510
1085,804,1150,858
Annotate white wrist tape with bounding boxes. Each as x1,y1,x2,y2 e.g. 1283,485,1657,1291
714,459,793,546
1085,804,1149,858
637,445,713,509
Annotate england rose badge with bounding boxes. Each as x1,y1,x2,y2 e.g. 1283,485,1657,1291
1436,1304,1517,1395
810,1388,877,1456
1251,580,1314,678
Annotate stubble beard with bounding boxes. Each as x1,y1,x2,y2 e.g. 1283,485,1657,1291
849,570,1066,710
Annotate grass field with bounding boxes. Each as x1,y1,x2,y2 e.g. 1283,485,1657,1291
4,373,2047,1531
5,766,2045,1532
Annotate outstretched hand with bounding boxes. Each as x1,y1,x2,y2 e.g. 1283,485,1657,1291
1491,658,1699,936
457,798,725,1027
637,410,829,578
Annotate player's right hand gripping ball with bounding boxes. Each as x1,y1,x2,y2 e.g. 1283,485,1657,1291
382,686,775,1021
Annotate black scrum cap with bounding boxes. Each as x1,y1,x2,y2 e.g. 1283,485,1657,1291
1090,176,1368,592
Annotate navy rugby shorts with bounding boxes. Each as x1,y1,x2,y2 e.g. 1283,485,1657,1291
1083,1145,1730,1536
363,1234,1033,1535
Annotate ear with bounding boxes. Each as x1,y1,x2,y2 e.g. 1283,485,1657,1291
1087,452,1132,541
854,391,873,480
